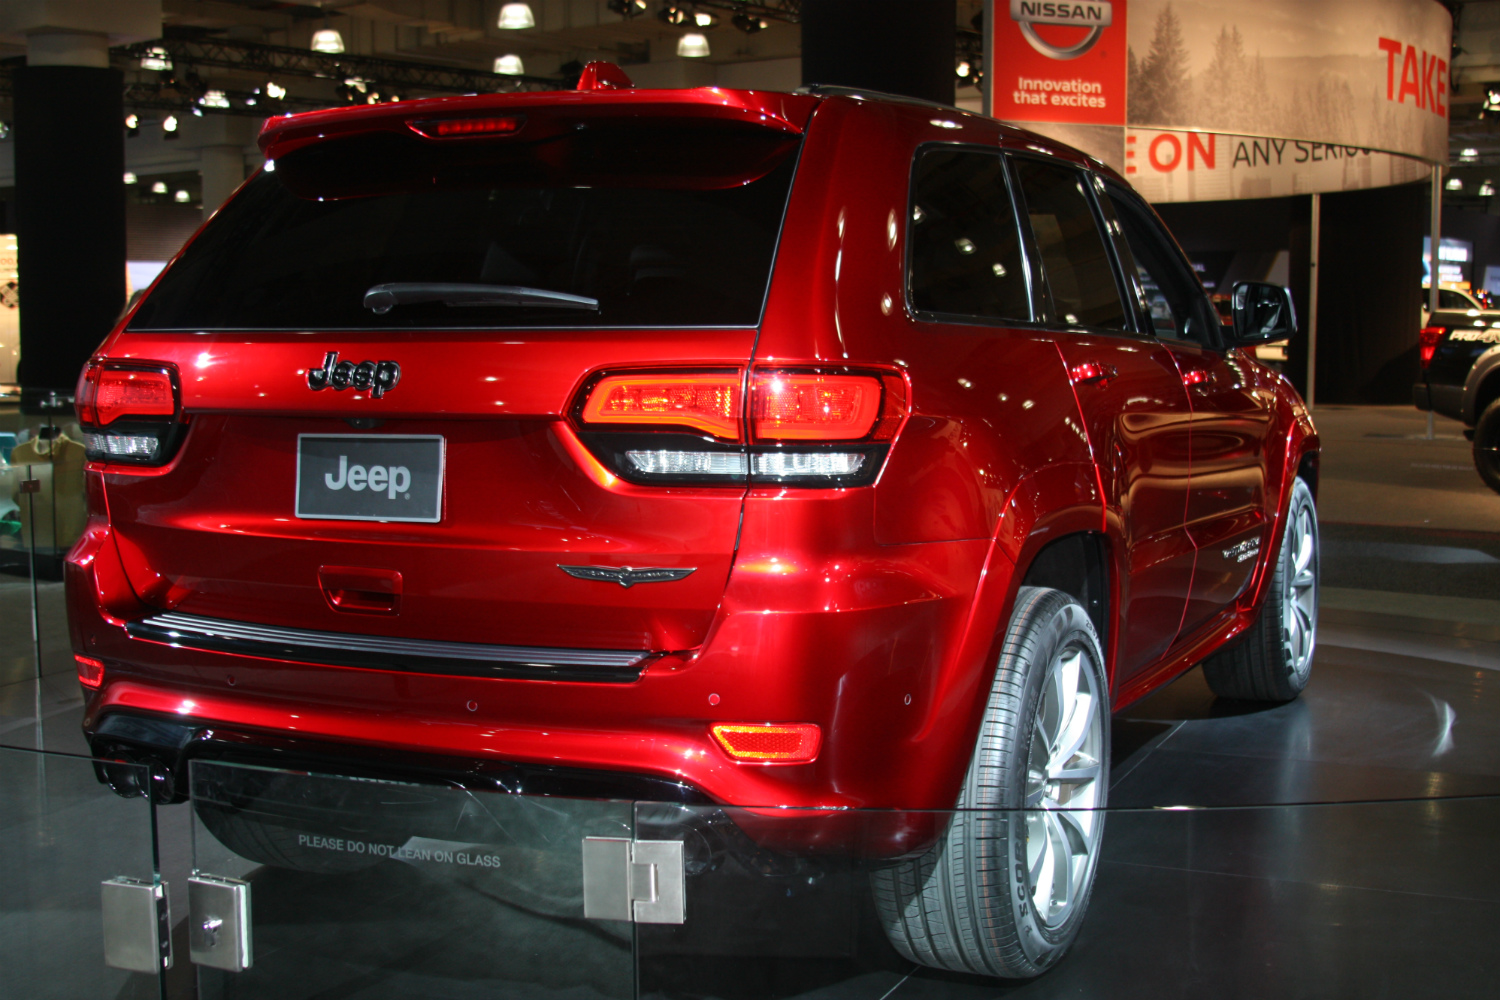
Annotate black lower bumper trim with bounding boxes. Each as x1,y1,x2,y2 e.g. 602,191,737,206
125,611,652,683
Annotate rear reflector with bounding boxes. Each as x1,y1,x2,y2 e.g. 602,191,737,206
581,373,742,439
752,372,881,440
710,723,822,762
75,655,105,688
411,115,523,138
1419,326,1446,368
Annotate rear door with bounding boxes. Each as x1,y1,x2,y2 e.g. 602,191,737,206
1102,180,1274,640
1009,157,1196,681
103,95,813,653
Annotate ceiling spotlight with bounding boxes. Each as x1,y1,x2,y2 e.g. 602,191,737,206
311,28,345,53
1462,147,1479,161
607,0,648,16
493,54,525,75
174,189,191,203
123,172,138,185
677,32,710,57
162,115,179,133
125,113,139,135
191,106,204,117
731,12,767,32
140,46,172,72
265,81,287,100
1447,176,1464,191
956,61,971,78
693,11,718,28
199,90,230,109
498,3,535,29
151,181,168,194
1482,181,1497,197
659,4,690,26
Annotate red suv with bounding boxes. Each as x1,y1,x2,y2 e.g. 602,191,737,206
71,70,1318,978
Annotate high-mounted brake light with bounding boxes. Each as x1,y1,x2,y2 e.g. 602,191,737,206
710,723,821,763
76,361,185,466
580,372,742,439
409,115,523,139
1419,326,1446,369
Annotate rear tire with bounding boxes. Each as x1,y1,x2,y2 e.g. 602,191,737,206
873,587,1109,978
1475,398,1500,495
1201,476,1318,702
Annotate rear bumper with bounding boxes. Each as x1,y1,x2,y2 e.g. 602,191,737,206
70,497,1002,814
1414,380,1466,422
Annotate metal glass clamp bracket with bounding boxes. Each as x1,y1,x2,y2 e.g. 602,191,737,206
101,877,172,973
581,837,685,924
189,874,253,972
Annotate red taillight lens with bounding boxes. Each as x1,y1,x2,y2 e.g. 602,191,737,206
1419,326,1446,368
751,372,882,441
95,369,175,425
411,116,523,138
580,372,743,439
75,655,105,688
709,723,822,763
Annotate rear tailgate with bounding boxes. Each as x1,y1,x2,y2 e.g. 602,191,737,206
99,89,817,655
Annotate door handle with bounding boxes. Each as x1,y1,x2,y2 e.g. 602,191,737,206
1069,362,1118,386
1181,368,1208,386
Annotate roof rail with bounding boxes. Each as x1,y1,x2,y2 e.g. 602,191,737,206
795,84,962,114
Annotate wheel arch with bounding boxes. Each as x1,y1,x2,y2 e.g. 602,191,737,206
1469,354,1500,425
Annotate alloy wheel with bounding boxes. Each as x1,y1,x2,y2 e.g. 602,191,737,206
1023,643,1105,928
1281,502,1318,679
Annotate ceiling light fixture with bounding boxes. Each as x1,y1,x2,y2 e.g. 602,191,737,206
498,3,535,29
265,81,287,100
607,0,648,16
493,54,525,75
174,189,191,203
1481,181,1496,197
140,46,172,72
659,4,690,26
125,113,139,135
311,28,345,53
677,32,711,57
161,115,179,134
151,181,168,194
1447,176,1464,191
731,12,767,32
199,90,230,109
693,11,718,28
123,172,138,185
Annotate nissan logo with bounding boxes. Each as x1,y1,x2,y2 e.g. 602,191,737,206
1010,1,1113,61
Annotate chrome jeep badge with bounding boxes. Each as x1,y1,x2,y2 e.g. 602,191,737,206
559,565,696,588
307,351,401,398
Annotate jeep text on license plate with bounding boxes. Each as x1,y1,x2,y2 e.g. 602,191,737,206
295,434,444,523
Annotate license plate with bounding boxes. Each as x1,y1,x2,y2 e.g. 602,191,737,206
295,434,444,523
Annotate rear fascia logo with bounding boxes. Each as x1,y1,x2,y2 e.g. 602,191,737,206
308,351,402,398
558,565,697,588
1011,0,1113,61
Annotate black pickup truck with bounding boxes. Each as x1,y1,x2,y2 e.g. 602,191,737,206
1414,295,1500,493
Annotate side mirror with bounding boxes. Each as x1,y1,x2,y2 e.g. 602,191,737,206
1230,281,1297,345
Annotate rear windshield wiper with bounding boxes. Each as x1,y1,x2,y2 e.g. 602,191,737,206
363,283,599,315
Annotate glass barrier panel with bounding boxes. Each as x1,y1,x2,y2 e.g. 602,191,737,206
0,745,164,999
189,759,637,999
638,798,1500,998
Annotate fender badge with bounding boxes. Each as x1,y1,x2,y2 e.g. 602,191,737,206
559,565,696,588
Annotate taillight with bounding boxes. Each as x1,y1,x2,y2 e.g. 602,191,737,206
75,360,185,466
75,655,105,689
573,367,908,487
709,723,822,763
1419,326,1446,369
580,372,742,439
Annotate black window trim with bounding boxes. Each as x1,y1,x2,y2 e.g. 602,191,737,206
902,141,1040,330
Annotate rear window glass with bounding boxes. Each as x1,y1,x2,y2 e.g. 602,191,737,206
1012,158,1127,330
128,123,800,331
1437,288,1476,310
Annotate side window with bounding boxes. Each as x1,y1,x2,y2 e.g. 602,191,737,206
1438,288,1475,311
907,147,1030,321
1104,182,1219,343
1010,158,1127,330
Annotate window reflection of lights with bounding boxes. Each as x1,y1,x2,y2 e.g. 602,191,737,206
912,205,926,223
930,119,961,129
497,3,535,29
954,238,976,254
264,159,276,173
1022,400,1035,409
957,378,973,388
992,263,1007,276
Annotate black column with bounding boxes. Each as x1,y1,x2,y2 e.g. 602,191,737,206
14,66,125,402
801,0,956,106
